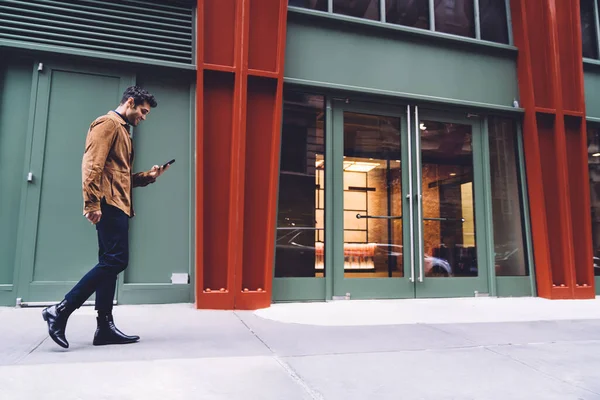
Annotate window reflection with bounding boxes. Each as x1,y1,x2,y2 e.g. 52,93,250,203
581,0,598,59
334,0,381,21
288,0,328,11
420,120,477,278
275,92,325,278
434,0,475,38
342,113,403,279
479,0,509,44
488,117,528,276
385,0,430,29
587,125,600,276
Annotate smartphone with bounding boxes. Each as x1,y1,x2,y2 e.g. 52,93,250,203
162,159,175,169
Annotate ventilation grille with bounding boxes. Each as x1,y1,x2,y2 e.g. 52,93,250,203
0,0,194,65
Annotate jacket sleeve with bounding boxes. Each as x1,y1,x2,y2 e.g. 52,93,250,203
81,118,118,214
132,171,156,188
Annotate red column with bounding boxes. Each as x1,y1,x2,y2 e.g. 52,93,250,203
196,0,289,309
510,0,595,299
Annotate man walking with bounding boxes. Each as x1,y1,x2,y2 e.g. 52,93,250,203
42,86,169,349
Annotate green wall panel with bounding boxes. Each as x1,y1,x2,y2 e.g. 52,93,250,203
0,60,31,288
284,17,519,109
125,71,194,290
584,66,600,120
272,278,326,302
1,56,193,306
496,277,533,297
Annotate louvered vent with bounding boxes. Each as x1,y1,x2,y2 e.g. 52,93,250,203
0,0,194,65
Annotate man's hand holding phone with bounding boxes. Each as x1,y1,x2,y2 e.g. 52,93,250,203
85,159,173,224
149,159,175,179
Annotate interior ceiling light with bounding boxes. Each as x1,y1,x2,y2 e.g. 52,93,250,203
420,123,427,130
593,153,600,157
315,160,325,168
450,173,457,176
343,161,380,172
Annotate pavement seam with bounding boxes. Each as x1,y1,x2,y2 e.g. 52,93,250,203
279,343,490,359
420,323,480,345
276,338,600,360
484,345,600,397
13,335,48,365
423,324,600,350
234,313,325,400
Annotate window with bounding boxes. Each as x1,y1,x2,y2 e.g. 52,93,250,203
488,117,529,276
587,124,600,276
479,0,509,44
275,92,326,278
289,0,328,11
386,0,430,29
334,0,380,21
581,0,599,59
434,0,475,38
289,0,511,44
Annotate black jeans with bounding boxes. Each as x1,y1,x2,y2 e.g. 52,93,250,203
65,201,129,312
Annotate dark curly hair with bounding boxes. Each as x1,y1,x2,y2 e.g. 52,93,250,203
120,86,157,108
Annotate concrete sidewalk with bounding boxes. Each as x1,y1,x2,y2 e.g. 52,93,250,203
1,298,600,399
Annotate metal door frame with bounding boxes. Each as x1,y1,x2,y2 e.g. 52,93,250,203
411,106,491,298
331,99,415,299
330,102,493,299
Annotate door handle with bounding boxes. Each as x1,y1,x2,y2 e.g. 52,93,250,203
423,217,465,222
356,214,403,220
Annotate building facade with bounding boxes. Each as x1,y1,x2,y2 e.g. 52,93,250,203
1,0,599,309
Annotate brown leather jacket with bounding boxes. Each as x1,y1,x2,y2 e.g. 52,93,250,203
81,111,155,217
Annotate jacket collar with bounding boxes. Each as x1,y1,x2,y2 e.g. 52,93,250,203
106,111,131,134
109,110,129,126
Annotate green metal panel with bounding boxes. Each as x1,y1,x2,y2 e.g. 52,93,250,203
15,63,132,303
496,277,533,297
118,70,194,305
0,58,32,306
272,278,326,302
584,63,600,120
284,14,519,110
331,104,345,297
325,97,334,300
480,117,497,296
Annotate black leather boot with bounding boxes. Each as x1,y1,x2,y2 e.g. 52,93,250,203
42,299,74,349
93,313,140,346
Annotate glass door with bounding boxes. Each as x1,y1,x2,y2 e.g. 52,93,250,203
331,103,415,299
331,103,490,299
412,108,489,297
